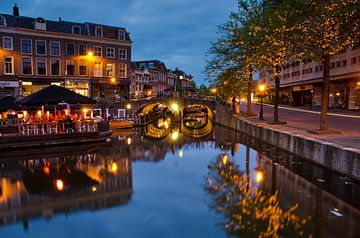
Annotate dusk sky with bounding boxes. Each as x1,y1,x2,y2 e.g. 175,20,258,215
2,0,237,85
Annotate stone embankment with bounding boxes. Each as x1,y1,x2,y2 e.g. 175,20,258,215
214,103,360,181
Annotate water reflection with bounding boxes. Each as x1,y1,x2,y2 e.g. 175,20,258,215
205,153,310,237
0,125,359,237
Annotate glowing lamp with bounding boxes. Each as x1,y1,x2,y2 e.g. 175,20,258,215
87,51,93,57
126,104,131,110
56,179,64,191
111,162,118,173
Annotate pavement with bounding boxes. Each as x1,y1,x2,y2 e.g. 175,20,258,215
239,103,360,149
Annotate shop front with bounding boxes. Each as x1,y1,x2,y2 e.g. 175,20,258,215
0,81,19,98
20,80,63,97
292,85,313,107
65,80,90,97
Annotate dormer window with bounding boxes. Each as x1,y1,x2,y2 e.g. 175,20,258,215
0,15,7,26
72,26,81,35
35,17,46,30
118,30,125,40
95,27,103,37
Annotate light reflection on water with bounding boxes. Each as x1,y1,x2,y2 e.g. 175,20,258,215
0,122,359,238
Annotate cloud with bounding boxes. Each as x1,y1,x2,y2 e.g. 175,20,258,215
2,0,237,85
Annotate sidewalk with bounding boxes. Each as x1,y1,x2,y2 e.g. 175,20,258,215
239,103,360,149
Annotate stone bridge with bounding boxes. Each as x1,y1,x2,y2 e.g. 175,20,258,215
112,97,216,117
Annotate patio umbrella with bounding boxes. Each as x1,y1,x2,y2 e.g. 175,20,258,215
0,96,20,112
16,85,95,107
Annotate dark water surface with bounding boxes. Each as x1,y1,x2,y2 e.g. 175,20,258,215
0,124,359,238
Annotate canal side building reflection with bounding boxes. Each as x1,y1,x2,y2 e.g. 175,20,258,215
258,153,360,238
0,150,132,230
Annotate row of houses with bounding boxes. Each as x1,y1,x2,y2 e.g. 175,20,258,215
260,46,360,110
0,5,193,100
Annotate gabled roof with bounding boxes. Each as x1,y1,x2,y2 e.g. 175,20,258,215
0,13,131,41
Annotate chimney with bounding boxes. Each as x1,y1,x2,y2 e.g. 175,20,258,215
13,4,19,17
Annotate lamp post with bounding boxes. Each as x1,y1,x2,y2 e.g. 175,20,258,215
258,84,266,120
211,87,217,100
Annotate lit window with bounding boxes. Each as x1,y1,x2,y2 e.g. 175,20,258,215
106,63,115,77
94,46,102,57
119,63,127,78
50,59,60,76
106,48,115,59
95,27,103,37
50,41,60,56
21,39,32,54
22,57,32,75
36,40,46,55
118,30,125,40
119,49,127,60
4,57,14,75
94,62,102,77
3,36,13,50
37,58,46,75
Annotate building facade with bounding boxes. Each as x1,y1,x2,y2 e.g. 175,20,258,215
0,5,132,99
131,60,176,98
260,47,360,110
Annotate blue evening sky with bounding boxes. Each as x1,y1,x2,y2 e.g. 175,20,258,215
2,0,237,85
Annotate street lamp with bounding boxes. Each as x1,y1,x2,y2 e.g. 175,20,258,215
258,84,266,120
211,88,217,100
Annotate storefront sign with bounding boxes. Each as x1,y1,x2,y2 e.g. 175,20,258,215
293,85,313,91
0,81,19,88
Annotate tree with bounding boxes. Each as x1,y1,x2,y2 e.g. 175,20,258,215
251,1,302,123
291,0,360,131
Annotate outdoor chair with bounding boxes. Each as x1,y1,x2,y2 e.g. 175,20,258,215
77,122,86,133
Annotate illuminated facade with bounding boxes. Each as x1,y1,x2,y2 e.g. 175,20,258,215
260,47,360,110
0,5,132,99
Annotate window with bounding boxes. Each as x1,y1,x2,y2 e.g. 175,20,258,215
119,63,127,78
94,46,102,57
118,30,125,40
0,15,7,26
79,61,87,76
95,27,103,37
148,62,155,68
21,39,32,54
66,43,75,56
4,57,14,75
106,48,115,59
22,57,32,75
351,57,357,64
106,63,115,77
119,49,127,60
36,40,46,55
94,62,102,77
79,44,87,55
336,61,341,67
66,60,75,76
37,58,46,75
50,41,60,56
3,36,13,50
72,26,81,35
50,59,60,75
341,60,347,67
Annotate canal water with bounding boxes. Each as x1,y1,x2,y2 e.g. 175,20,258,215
0,122,359,238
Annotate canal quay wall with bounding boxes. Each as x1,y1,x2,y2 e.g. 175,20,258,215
214,103,360,181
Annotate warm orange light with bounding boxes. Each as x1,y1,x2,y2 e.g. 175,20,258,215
255,170,264,184
92,186,97,192
111,162,118,173
37,110,42,117
56,179,64,191
126,104,131,110
87,51,93,57
211,88,217,94
147,90,152,96
259,84,266,92
43,166,50,175
110,77,116,83
357,82,360,86
336,92,341,96
126,137,132,145
222,154,228,165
